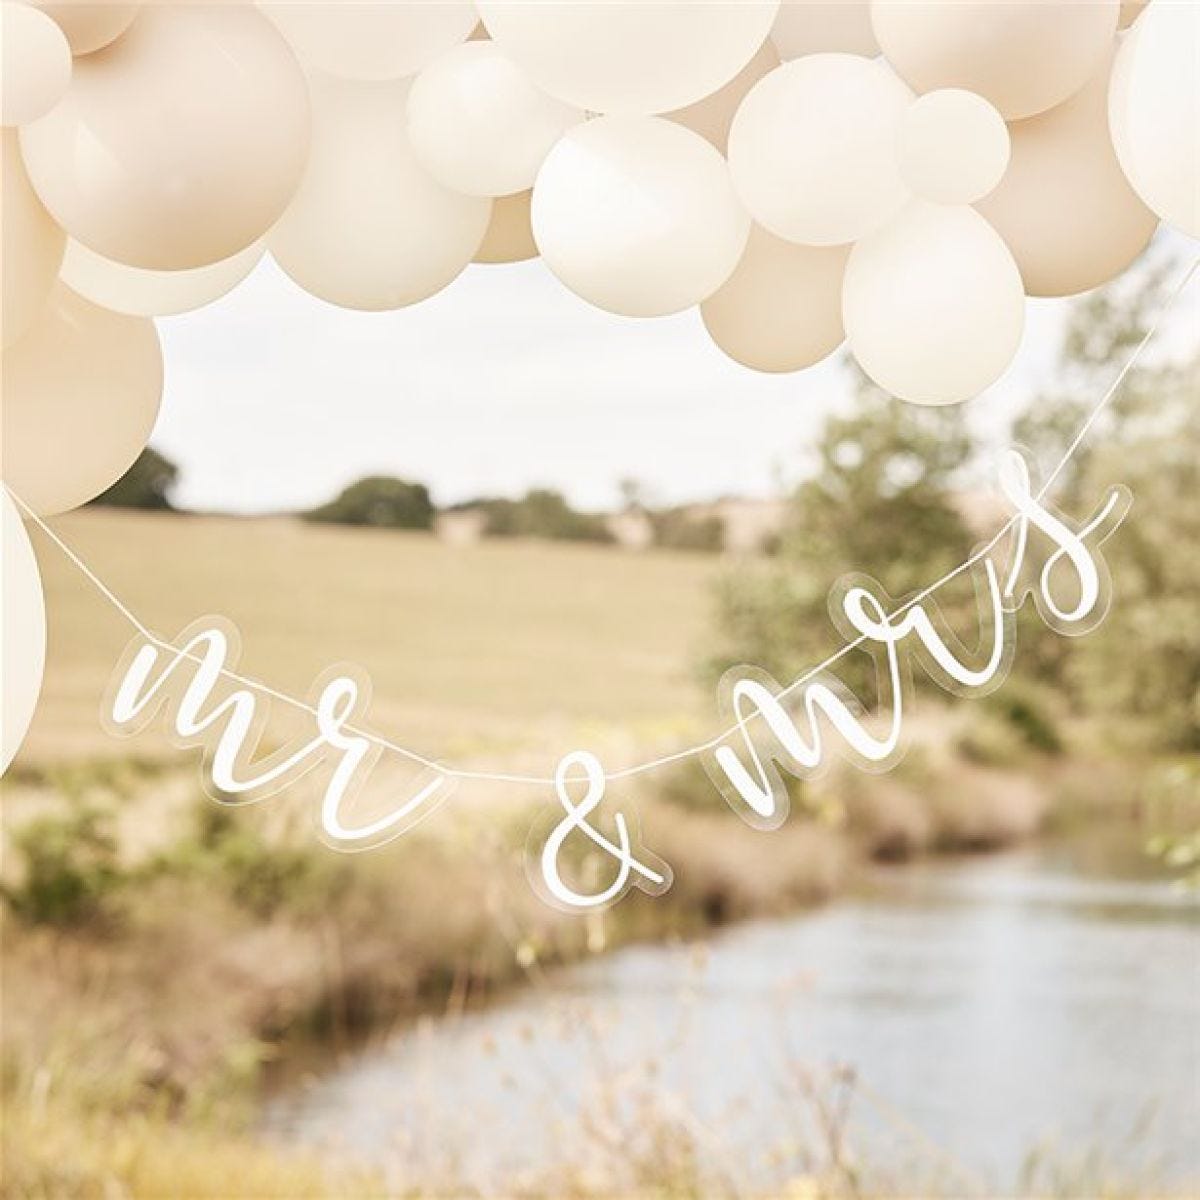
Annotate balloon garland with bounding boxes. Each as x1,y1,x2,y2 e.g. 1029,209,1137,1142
1,0,1198,774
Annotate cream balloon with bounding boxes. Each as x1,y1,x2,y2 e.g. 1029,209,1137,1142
898,89,1010,205
728,54,912,247
979,47,1157,297
60,238,264,317
261,0,477,82
270,73,491,311
474,190,537,263
1,283,163,515
1,3,71,126
477,0,779,115
1118,2,1146,30
1,129,63,349
407,41,583,197
843,202,1025,406
702,226,849,373
871,0,1119,120
1,486,45,775
771,0,877,58
532,116,749,317
20,5,310,270
1109,0,1200,238
667,36,779,154
34,2,137,54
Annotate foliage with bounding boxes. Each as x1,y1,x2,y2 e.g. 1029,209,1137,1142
651,506,725,552
471,487,613,542
91,446,179,511
305,475,434,530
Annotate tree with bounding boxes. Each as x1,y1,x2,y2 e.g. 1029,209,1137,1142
474,488,612,542
91,447,179,510
305,476,434,531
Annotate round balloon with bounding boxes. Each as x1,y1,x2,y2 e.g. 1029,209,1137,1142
728,54,912,246
1,2,71,127
1,283,163,515
871,0,1119,120
771,0,878,58
34,2,136,54
1109,0,1200,238
702,225,849,372
1118,2,1146,30
60,238,264,317
407,41,582,197
532,116,749,317
667,36,779,154
898,89,1009,205
979,47,1156,297
843,202,1025,406
477,0,780,115
20,5,310,270
1,486,45,775
475,190,538,263
270,74,491,311
262,0,477,82
1,128,64,349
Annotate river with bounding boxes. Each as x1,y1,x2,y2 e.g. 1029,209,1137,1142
264,835,1199,1194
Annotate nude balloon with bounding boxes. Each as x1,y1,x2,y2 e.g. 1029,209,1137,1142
2,283,163,515
407,41,582,197
702,226,849,373
871,0,1119,120
729,54,912,246
1109,0,1200,238
34,2,137,54
1,129,64,349
843,202,1025,406
270,74,491,311
1,486,45,775
1,2,71,127
477,0,780,115
532,116,750,317
771,0,877,58
261,0,477,82
60,238,265,317
899,89,1009,206
978,48,1157,298
474,190,538,263
20,5,311,270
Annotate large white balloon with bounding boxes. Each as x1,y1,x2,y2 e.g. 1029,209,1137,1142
871,0,1119,120
979,47,1157,298
270,73,491,311
728,54,912,246
477,0,780,115
1,486,45,775
34,2,137,55
771,0,877,58
1109,0,1200,238
261,0,477,82
407,41,582,197
20,5,311,270
702,226,849,373
899,89,1010,206
1,2,71,127
1,128,64,349
1,283,163,515
843,202,1025,406
667,36,779,154
532,116,749,317
60,238,265,317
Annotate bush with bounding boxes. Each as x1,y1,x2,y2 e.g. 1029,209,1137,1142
472,488,613,542
91,447,179,511
306,476,434,531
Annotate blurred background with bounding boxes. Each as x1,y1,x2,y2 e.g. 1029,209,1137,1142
2,239,1197,1198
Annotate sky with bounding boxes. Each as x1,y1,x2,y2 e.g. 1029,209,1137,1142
154,229,1199,515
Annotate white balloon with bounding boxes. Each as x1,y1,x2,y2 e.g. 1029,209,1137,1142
477,0,779,115
898,89,1010,205
729,54,912,247
702,226,849,373
1109,0,1200,238
270,73,491,311
60,238,264,317
843,202,1025,406
1,2,71,127
1,486,45,775
771,0,877,58
532,116,749,317
408,41,582,197
261,0,478,82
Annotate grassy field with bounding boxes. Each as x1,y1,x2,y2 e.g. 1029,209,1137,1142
22,509,721,770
